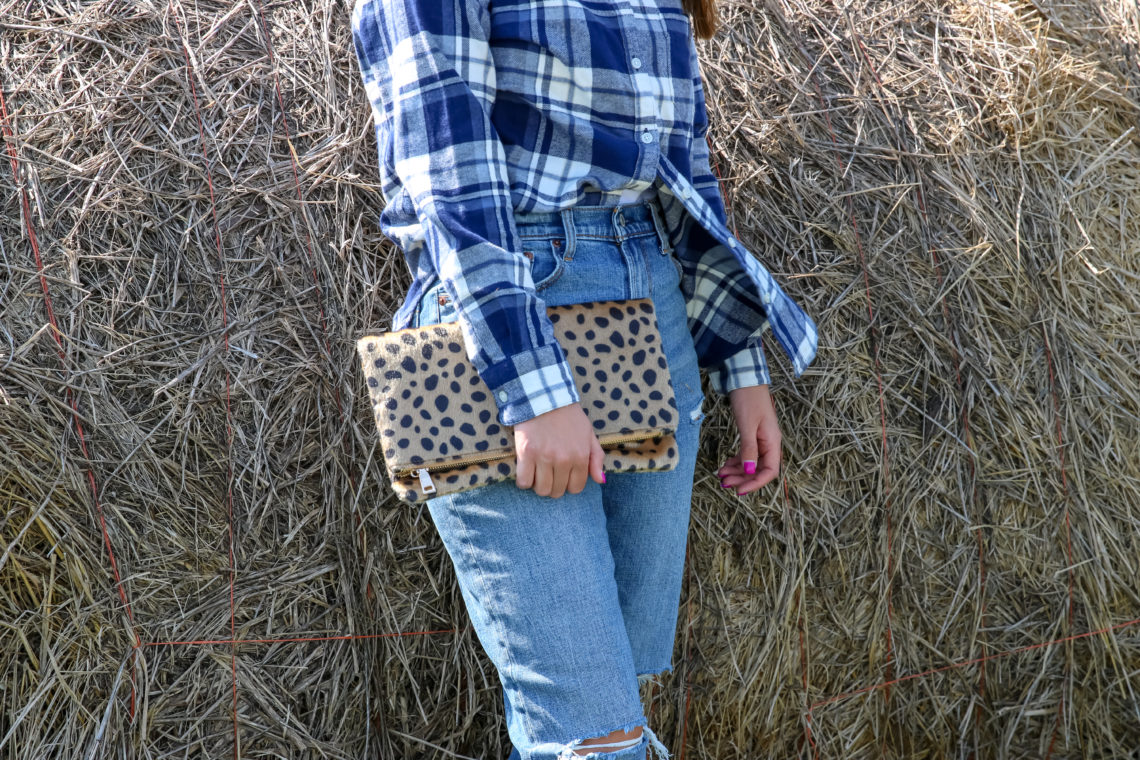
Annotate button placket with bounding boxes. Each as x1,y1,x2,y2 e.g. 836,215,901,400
615,9,659,179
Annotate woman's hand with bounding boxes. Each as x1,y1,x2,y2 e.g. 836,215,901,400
513,404,606,498
717,384,782,495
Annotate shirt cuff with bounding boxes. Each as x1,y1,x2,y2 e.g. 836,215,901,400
707,340,770,395
480,342,582,426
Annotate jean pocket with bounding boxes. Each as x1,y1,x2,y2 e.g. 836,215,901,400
518,235,567,291
416,282,458,327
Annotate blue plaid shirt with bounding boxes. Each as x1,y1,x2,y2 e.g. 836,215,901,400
351,0,818,426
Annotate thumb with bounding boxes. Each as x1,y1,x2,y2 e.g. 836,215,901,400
589,435,607,485
737,423,759,476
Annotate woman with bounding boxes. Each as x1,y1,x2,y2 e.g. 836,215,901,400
351,0,817,756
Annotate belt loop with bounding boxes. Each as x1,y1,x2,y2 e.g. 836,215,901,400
647,196,673,256
559,206,576,261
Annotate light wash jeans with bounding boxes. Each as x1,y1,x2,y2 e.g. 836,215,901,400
410,197,706,760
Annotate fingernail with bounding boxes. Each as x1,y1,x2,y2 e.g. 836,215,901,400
601,473,607,483
720,481,732,488
743,460,756,475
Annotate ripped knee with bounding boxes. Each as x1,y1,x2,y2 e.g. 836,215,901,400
558,722,670,759
571,726,643,756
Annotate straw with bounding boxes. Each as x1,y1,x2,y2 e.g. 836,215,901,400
2,0,1138,757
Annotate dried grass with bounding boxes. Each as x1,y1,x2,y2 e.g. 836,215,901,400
2,0,1139,757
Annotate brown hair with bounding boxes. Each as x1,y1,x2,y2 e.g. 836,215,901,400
681,0,719,39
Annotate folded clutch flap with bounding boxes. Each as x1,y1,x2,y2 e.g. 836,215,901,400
358,299,678,477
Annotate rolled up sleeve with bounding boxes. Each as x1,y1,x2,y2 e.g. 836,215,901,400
707,341,770,394
352,0,579,425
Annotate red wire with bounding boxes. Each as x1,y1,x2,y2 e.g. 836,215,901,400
248,0,372,596
241,6,379,753
800,27,1097,754
1,79,143,715
167,4,239,755
251,2,338,375
913,176,989,741
807,71,896,719
847,20,990,749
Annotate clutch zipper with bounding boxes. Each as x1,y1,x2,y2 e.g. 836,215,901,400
414,468,436,495
398,431,668,494
397,450,516,481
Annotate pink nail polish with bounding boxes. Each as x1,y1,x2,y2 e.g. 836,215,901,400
721,481,731,488
743,460,756,475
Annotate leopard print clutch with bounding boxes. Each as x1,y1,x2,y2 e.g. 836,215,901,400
358,298,680,503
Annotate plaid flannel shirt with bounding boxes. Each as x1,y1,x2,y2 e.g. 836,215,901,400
352,0,818,426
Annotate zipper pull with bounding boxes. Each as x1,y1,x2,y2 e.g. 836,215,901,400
414,468,436,495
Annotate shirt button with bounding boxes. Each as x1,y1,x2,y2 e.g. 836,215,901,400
497,391,508,402
631,57,642,69
640,130,654,144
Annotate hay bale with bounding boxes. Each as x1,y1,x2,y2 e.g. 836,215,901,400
2,0,1137,757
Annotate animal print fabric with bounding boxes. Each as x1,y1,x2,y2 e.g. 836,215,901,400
358,299,680,503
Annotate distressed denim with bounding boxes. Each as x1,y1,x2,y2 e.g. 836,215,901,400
411,197,705,760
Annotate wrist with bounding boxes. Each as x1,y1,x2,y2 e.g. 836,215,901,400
483,343,580,426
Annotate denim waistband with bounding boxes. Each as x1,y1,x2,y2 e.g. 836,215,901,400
512,195,674,255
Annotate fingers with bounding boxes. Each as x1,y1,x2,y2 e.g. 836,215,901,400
548,454,571,499
720,385,783,496
565,436,603,495
519,453,576,498
512,405,602,498
563,437,606,495
532,460,554,497
719,431,782,494
756,425,782,485
536,452,591,498
718,461,774,495
716,455,741,485
565,456,587,494
516,448,535,490
737,425,760,479
717,455,752,492
589,436,606,486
